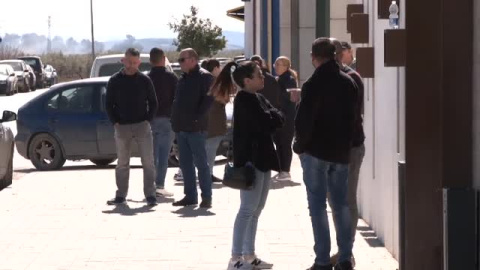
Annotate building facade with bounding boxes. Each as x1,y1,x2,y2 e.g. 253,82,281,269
245,0,480,269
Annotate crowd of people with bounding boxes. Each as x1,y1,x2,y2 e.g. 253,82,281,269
103,36,365,270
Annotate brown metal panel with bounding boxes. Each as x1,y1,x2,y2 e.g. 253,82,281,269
378,0,400,19
346,4,364,33
405,0,474,268
442,0,473,188
351,13,369,44
356,47,374,78
405,0,444,268
384,29,406,67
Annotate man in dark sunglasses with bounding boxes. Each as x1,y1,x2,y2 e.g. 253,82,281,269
171,48,215,208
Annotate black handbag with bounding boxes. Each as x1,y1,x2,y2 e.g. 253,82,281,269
222,161,256,190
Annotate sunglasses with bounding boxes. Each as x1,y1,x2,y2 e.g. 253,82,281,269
178,57,191,63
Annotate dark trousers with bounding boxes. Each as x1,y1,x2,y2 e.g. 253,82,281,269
273,108,295,172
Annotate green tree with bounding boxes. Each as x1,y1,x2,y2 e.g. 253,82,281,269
168,6,227,57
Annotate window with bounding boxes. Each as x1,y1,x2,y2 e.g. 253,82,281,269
47,86,95,113
100,86,107,112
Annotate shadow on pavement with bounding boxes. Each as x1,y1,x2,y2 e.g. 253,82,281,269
171,206,216,218
270,179,301,189
358,225,385,248
173,181,227,190
14,165,144,173
102,204,156,216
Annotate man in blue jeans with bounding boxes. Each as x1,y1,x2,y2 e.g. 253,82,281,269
171,48,214,208
293,38,358,270
148,48,178,197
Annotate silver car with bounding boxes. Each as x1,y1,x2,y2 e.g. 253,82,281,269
0,110,16,190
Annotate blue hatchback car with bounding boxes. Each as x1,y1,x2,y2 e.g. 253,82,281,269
15,77,232,171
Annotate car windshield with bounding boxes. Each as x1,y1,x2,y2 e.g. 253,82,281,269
0,66,7,75
98,63,152,77
1,62,22,71
19,59,38,67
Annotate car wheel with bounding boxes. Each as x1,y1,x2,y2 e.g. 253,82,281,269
0,144,14,190
90,158,116,167
28,134,66,171
30,80,36,91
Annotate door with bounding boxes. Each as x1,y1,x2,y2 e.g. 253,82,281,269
46,85,98,157
96,86,116,155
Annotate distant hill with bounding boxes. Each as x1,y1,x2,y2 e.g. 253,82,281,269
103,31,244,52
0,31,244,55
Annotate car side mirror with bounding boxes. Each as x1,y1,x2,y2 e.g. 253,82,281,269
1,110,17,123
24,69,29,72
9,73,15,77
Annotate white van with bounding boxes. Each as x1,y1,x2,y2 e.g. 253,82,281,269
89,54,173,78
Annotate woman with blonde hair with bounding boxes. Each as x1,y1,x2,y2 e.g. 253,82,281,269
273,56,299,181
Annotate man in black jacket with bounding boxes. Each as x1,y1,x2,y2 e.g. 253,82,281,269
105,48,158,206
148,48,178,197
294,38,358,270
250,55,282,110
328,39,366,268
171,48,214,208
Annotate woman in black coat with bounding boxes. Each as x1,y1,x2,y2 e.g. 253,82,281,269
213,61,284,270
273,56,299,181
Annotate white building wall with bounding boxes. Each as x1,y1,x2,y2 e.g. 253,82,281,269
297,0,316,85
244,1,255,57
279,0,292,57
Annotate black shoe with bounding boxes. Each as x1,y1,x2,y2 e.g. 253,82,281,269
212,174,222,183
199,198,212,208
334,261,353,270
172,197,198,207
146,196,158,206
106,197,126,205
307,264,333,270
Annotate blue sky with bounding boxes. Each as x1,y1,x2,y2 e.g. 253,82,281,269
0,0,245,41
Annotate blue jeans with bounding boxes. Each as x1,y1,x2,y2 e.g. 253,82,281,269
176,131,212,201
151,117,175,188
206,136,224,174
300,154,352,266
232,169,271,256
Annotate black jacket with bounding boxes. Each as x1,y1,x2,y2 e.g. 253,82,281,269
276,70,297,134
342,65,365,147
293,60,357,164
105,70,158,125
257,69,282,109
233,90,285,172
171,65,214,132
148,66,178,118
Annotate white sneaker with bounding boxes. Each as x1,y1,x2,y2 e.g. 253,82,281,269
173,170,183,181
227,258,254,270
156,188,173,197
276,172,291,181
245,256,273,269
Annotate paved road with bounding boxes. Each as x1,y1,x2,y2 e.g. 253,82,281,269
0,89,399,270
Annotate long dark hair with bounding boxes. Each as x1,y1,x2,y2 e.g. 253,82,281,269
210,61,257,103
201,59,220,73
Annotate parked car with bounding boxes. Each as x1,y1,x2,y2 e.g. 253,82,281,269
18,56,46,88
0,60,31,92
0,110,16,191
44,64,58,86
89,54,173,78
0,64,18,96
26,65,37,91
171,62,182,78
15,77,232,170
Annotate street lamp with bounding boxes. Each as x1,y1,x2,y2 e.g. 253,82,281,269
90,0,95,61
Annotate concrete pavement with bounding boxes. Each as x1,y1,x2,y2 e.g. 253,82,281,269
0,156,398,270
